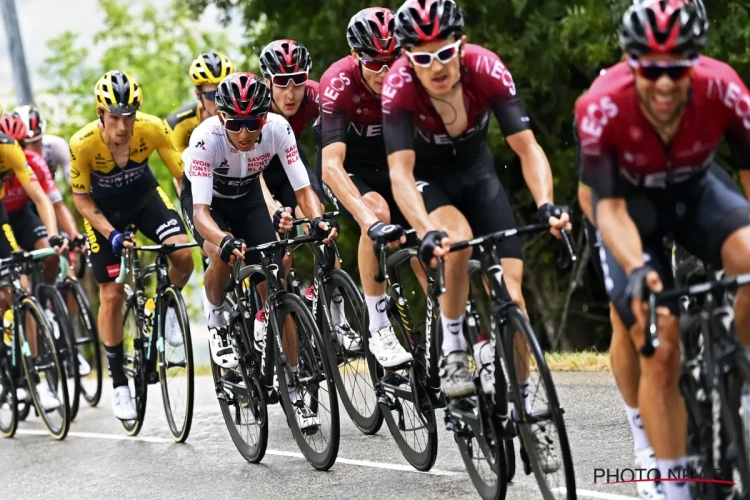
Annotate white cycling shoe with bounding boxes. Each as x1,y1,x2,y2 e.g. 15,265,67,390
77,353,91,377
35,383,61,411
634,448,665,499
112,385,137,421
209,326,238,369
369,324,412,368
163,308,184,348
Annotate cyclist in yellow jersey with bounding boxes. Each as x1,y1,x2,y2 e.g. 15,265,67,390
70,70,194,421
0,132,65,410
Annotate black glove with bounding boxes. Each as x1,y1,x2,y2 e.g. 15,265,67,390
219,235,244,263
625,265,655,302
311,217,338,239
537,203,571,225
48,234,66,249
71,234,87,249
272,207,291,233
367,221,404,243
418,230,448,265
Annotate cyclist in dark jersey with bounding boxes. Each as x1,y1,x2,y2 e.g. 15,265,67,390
384,0,569,473
317,7,413,366
576,2,750,498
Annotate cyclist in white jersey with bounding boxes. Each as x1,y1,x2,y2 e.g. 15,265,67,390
13,105,71,184
180,73,337,431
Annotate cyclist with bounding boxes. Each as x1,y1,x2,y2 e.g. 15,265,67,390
70,70,194,421
317,7,413,366
576,1,750,497
0,121,65,411
180,72,336,431
13,104,72,186
384,0,569,471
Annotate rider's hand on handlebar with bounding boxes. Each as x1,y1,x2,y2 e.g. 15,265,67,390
627,265,663,330
219,235,246,265
367,221,406,249
312,217,339,245
71,233,88,253
48,234,68,254
273,207,293,233
418,230,450,269
109,230,134,256
538,203,572,239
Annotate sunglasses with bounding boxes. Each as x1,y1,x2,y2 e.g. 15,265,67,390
628,57,696,82
271,72,309,87
221,114,266,134
405,40,462,68
200,90,218,101
359,54,401,74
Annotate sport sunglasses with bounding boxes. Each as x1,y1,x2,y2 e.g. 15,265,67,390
271,71,309,88
359,54,401,73
200,90,218,101
405,39,462,68
627,57,697,82
221,114,266,134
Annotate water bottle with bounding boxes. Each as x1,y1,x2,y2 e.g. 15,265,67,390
144,298,155,335
3,309,13,347
473,333,495,395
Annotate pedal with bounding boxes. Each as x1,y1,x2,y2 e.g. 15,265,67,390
146,371,159,385
265,387,279,405
378,392,397,410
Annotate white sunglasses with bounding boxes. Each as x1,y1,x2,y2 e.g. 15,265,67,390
405,40,462,68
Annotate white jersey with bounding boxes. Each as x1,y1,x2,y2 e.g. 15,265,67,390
183,113,309,205
42,134,71,183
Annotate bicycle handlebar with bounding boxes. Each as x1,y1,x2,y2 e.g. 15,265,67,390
290,211,340,228
115,242,200,284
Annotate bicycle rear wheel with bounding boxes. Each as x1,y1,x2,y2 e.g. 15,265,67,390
323,269,382,435
19,296,70,440
38,285,80,421
158,285,194,443
121,287,147,436
721,346,750,497
276,292,340,471
0,356,17,438
504,306,576,500
65,278,102,408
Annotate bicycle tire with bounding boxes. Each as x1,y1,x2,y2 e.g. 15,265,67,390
65,278,103,407
275,292,340,471
38,285,81,421
721,346,750,496
158,285,195,443
504,306,576,500
121,288,147,436
18,296,70,440
0,356,18,438
323,269,383,435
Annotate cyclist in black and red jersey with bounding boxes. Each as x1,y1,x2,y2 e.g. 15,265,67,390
383,0,570,472
316,7,413,366
576,1,750,498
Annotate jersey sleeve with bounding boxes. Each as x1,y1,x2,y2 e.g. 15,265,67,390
575,94,621,199
718,67,750,170
468,47,531,137
382,65,416,155
273,120,311,191
153,120,185,178
28,153,62,203
68,131,91,195
319,65,352,148
164,117,191,152
184,128,216,205
3,141,32,186
46,135,72,183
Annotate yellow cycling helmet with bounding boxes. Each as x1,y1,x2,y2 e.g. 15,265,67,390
189,52,235,86
94,70,142,114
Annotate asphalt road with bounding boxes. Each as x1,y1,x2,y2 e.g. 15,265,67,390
0,370,646,500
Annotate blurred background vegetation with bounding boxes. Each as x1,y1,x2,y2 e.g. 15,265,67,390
35,0,750,350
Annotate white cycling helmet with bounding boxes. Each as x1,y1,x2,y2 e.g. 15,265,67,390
13,104,46,142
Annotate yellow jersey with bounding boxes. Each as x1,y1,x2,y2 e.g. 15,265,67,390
0,134,32,199
69,112,183,205
164,102,202,152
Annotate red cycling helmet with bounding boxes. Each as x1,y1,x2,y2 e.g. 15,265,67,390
347,7,399,57
620,0,709,58
0,114,28,142
215,73,272,118
395,0,464,47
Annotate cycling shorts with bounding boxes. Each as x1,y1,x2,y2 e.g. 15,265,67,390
414,154,522,261
9,201,47,251
597,168,750,328
180,177,284,273
264,143,323,210
84,186,187,284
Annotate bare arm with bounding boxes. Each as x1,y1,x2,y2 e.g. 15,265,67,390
507,130,553,207
53,201,81,238
596,198,644,274
739,170,750,200
24,181,58,237
194,203,228,249
73,194,115,238
321,142,378,229
578,183,594,223
388,150,434,238
260,173,280,217
294,185,324,222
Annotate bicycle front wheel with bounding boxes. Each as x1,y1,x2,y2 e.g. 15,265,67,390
276,292,340,471
0,356,18,438
121,288,147,436
722,347,750,497
65,278,103,408
158,285,194,443
504,306,576,500
18,296,70,440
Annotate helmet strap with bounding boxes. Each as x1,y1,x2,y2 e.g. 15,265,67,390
357,61,381,98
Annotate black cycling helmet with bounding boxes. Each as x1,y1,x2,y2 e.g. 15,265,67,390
215,73,272,118
259,40,312,77
620,0,709,58
395,0,464,47
347,7,399,57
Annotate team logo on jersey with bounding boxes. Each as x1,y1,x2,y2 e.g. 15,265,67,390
195,140,206,150
286,125,291,135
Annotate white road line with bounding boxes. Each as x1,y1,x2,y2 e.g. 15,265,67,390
15,429,460,476
553,487,639,500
